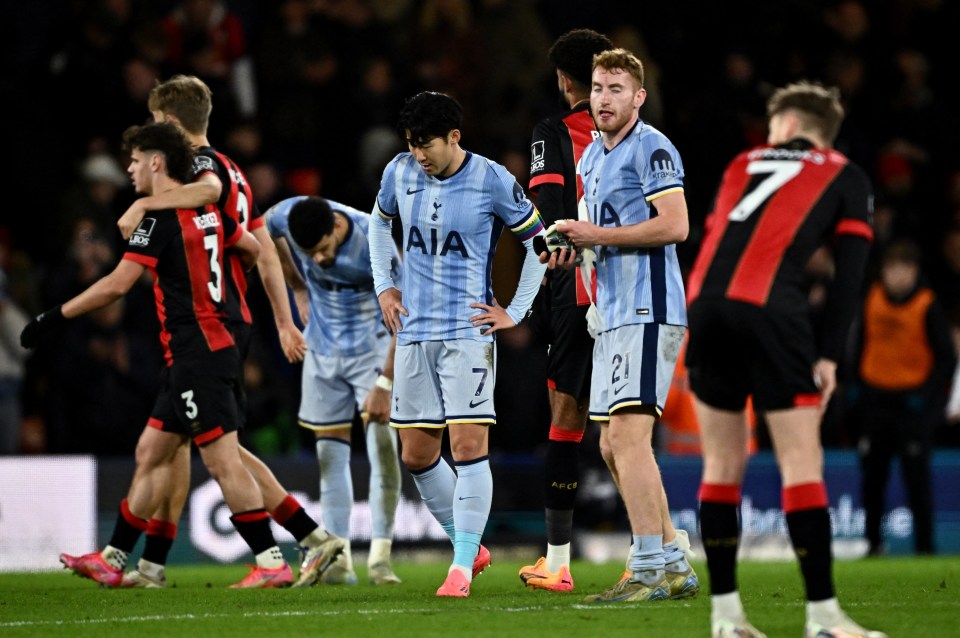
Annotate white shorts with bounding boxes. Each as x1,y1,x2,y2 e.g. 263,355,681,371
589,323,685,421
391,340,496,428
298,338,390,431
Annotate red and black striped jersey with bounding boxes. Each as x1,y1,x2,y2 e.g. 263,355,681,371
122,205,242,365
193,147,262,325
529,101,598,307
687,139,873,312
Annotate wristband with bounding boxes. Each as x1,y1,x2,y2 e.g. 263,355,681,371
375,374,393,391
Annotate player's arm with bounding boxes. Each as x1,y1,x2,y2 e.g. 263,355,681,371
273,235,310,326
118,173,222,239
362,334,397,424
251,224,306,362
370,199,407,335
558,190,689,249
20,259,145,348
222,224,260,272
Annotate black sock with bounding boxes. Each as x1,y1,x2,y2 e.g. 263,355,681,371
544,437,580,546
108,499,148,553
785,508,835,601
230,509,277,555
699,500,740,595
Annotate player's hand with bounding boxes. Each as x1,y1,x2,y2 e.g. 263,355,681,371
20,305,66,349
555,219,601,248
118,200,148,240
540,245,579,270
363,386,392,423
377,288,407,336
469,297,514,336
278,324,307,363
812,358,838,411
293,288,310,326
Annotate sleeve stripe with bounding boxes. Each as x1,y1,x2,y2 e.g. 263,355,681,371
375,199,397,219
529,173,564,190
123,252,157,268
247,216,265,232
644,185,684,202
835,218,873,241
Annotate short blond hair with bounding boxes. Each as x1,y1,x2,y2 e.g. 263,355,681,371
592,48,644,89
147,75,212,136
766,81,844,145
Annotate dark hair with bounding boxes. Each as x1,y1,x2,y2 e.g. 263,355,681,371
121,121,193,184
288,196,335,250
549,28,613,88
396,91,462,146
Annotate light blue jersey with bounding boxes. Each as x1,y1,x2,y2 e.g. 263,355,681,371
371,151,545,345
265,196,401,357
579,120,688,331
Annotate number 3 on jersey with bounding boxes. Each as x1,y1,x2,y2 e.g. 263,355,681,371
203,234,223,303
728,160,802,222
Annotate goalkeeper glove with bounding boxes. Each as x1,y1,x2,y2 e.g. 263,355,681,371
20,305,66,349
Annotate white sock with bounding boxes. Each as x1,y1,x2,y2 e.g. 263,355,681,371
545,542,570,573
255,546,285,569
101,545,128,571
807,597,844,626
136,558,164,579
301,527,331,547
369,538,392,567
711,591,746,625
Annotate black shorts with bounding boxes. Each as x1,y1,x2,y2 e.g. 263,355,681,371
685,298,819,412
148,346,242,445
530,284,594,401
229,321,252,427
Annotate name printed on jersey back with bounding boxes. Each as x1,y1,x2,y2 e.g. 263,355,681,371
747,147,826,164
193,212,220,230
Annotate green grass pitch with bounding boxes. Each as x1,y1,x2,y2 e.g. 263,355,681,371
1,557,956,637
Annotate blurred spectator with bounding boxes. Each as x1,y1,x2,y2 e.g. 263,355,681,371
849,240,957,554
473,0,549,155
408,0,482,119
161,0,255,136
0,264,30,454
256,0,338,169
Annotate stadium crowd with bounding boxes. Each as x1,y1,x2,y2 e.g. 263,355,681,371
2,0,958,458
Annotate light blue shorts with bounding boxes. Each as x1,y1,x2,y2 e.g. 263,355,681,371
391,340,496,428
589,323,685,421
298,338,390,431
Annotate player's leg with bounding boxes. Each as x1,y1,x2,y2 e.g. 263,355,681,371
521,305,592,591
364,416,402,584
122,439,191,588
236,445,345,587
197,431,291,587
394,342,458,539
584,324,681,603
433,340,497,597
686,300,765,635
298,350,358,582
61,407,184,587
694,399,758,635
767,408,887,638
